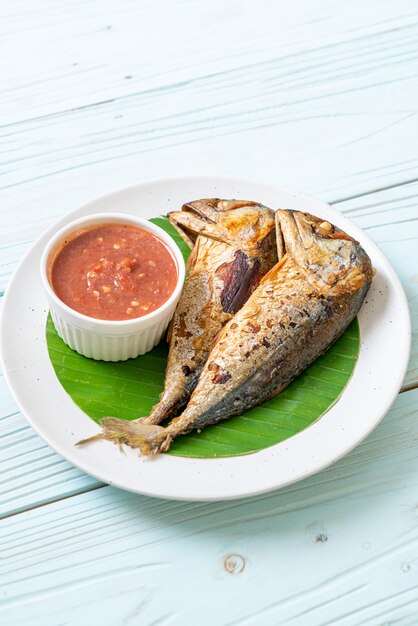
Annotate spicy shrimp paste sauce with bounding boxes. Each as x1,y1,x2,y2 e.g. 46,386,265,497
50,223,178,320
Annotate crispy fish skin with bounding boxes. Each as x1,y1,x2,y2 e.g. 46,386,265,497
143,199,277,424
77,199,277,448
111,209,373,455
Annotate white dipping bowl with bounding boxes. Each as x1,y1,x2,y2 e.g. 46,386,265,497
40,213,185,361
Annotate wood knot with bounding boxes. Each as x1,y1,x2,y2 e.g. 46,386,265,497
223,553,245,574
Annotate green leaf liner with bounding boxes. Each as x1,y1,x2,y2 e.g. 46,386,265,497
46,217,360,458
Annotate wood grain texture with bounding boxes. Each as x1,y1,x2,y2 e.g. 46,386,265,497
1,1,418,623
2,0,417,122
0,372,101,518
1,1,418,218
333,181,418,389
0,389,417,626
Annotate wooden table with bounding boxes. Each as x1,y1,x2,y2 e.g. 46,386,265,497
1,2,417,624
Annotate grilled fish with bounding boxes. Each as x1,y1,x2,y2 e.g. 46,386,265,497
94,209,373,455
78,199,277,446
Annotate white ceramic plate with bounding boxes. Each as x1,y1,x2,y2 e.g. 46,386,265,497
0,176,411,501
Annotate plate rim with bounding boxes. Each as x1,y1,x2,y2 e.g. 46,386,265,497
0,175,412,501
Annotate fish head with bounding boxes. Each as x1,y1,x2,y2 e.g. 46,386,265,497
168,199,276,250
276,210,374,295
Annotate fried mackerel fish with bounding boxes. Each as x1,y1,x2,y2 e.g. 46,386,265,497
88,209,373,455
78,199,277,445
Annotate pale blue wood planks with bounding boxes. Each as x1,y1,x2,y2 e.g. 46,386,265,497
0,0,417,623
334,181,418,389
0,375,101,519
0,390,417,625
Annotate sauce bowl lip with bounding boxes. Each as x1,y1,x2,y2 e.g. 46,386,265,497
40,212,186,328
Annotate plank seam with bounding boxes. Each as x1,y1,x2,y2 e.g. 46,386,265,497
0,483,105,521
331,176,418,205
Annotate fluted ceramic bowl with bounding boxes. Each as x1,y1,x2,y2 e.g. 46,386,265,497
40,213,185,361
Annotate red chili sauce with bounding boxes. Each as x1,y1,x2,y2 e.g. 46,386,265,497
51,224,178,320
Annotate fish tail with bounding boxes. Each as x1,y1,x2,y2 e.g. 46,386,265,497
76,417,172,456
